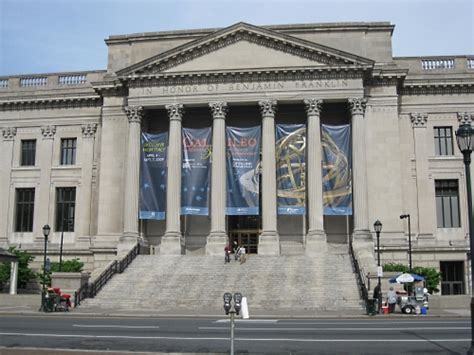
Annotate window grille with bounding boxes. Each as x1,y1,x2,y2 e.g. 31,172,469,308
21,140,36,166
15,188,35,232
60,138,77,165
435,180,460,228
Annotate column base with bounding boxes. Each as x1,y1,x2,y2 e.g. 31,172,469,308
305,229,327,256
206,231,227,256
258,231,280,255
352,239,377,275
352,229,372,243
117,234,139,255
160,232,183,255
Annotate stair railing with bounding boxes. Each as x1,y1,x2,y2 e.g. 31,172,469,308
348,241,370,310
74,242,141,306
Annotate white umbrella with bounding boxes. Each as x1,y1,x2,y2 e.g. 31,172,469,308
389,273,425,284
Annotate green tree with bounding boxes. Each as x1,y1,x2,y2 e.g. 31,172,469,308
383,263,442,293
0,247,37,289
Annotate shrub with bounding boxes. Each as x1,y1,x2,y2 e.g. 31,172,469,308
0,247,37,289
382,263,442,293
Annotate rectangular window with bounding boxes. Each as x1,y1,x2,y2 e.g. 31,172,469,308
15,188,35,232
434,127,453,156
435,180,460,228
60,138,77,165
21,139,36,166
55,187,76,232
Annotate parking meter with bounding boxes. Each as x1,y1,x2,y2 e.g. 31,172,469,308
234,293,242,315
223,292,232,315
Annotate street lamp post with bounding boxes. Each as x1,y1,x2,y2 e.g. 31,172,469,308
456,123,474,355
374,220,382,314
400,214,412,271
59,218,73,272
39,224,50,312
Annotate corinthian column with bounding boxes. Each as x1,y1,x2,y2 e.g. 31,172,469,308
77,123,98,246
206,102,228,255
411,113,435,243
349,98,370,240
35,125,56,242
304,99,326,252
161,103,184,255
258,99,280,255
123,107,143,241
0,127,16,246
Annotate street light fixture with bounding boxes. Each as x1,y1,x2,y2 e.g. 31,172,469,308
455,122,474,355
400,214,412,271
39,224,50,312
373,220,382,314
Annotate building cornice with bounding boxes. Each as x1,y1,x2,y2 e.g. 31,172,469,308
124,67,368,88
400,81,474,95
0,95,102,111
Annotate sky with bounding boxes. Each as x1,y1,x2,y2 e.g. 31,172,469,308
0,0,473,76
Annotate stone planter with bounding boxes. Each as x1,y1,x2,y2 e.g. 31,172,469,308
51,272,90,300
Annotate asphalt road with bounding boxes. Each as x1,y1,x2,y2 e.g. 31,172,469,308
0,315,471,354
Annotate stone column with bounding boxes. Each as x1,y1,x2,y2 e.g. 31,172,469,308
258,99,280,255
304,99,327,252
123,106,143,241
206,102,228,255
349,98,370,240
95,95,128,250
411,113,435,243
35,125,56,242
77,123,98,246
9,261,18,295
161,103,184,255
0,127,16,247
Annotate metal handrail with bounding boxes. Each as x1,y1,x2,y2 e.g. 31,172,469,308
74,243,140,306
349,241,370,308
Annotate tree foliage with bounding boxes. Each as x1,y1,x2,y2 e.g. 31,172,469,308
383,263,442,293
0,247,37,289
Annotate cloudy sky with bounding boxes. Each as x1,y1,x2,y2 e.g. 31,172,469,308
0,0,472,75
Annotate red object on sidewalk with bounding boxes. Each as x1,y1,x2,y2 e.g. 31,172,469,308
382,305,389,314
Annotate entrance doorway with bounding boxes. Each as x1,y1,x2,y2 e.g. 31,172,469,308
228,215,260,254
440,261,465,295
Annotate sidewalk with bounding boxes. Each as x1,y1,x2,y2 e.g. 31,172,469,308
0,293,470,318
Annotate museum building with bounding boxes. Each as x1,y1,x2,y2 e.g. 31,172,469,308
1,22,473,295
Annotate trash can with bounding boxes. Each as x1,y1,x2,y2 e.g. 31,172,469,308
366,298,376,315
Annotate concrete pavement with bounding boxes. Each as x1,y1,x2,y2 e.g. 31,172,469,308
0,293,470,318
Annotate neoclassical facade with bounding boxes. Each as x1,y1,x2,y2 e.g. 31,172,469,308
1,22,473,295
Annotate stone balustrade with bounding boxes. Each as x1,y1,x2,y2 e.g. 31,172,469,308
394,56,474,75
0,71,106,92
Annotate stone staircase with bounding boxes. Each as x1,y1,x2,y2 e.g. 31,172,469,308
80,243,364,315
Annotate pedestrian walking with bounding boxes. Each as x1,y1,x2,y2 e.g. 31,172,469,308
386,287,398,313
224,245,231,263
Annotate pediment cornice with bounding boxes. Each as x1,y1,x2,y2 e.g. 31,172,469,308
0,95,101,111
117,22,374,79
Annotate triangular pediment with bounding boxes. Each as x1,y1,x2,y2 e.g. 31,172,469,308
117,22,374,78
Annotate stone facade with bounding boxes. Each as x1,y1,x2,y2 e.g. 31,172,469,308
1,22,473,295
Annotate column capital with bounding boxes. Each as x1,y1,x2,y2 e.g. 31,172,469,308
410,113,428,128
348,98,367,116
82,123,98,138
457,112,473,125
41,125,56,139
258,99,277,117
2,127,16,141
304,98,323,116
165,103,184,121
209,102,228,119
125,106,144,124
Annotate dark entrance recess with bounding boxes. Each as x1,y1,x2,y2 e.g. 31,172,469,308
228,215,260,254
440,261,465,295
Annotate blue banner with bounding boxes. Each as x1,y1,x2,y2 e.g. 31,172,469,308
226,126,261,215
139,132,168,220
322,124,352,215
181,127,212,215
276,124,306,215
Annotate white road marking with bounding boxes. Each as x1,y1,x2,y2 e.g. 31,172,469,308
199,326,470,331
0,332,468,343
73,324,160,329
215,319,278,323
279,321,470,325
